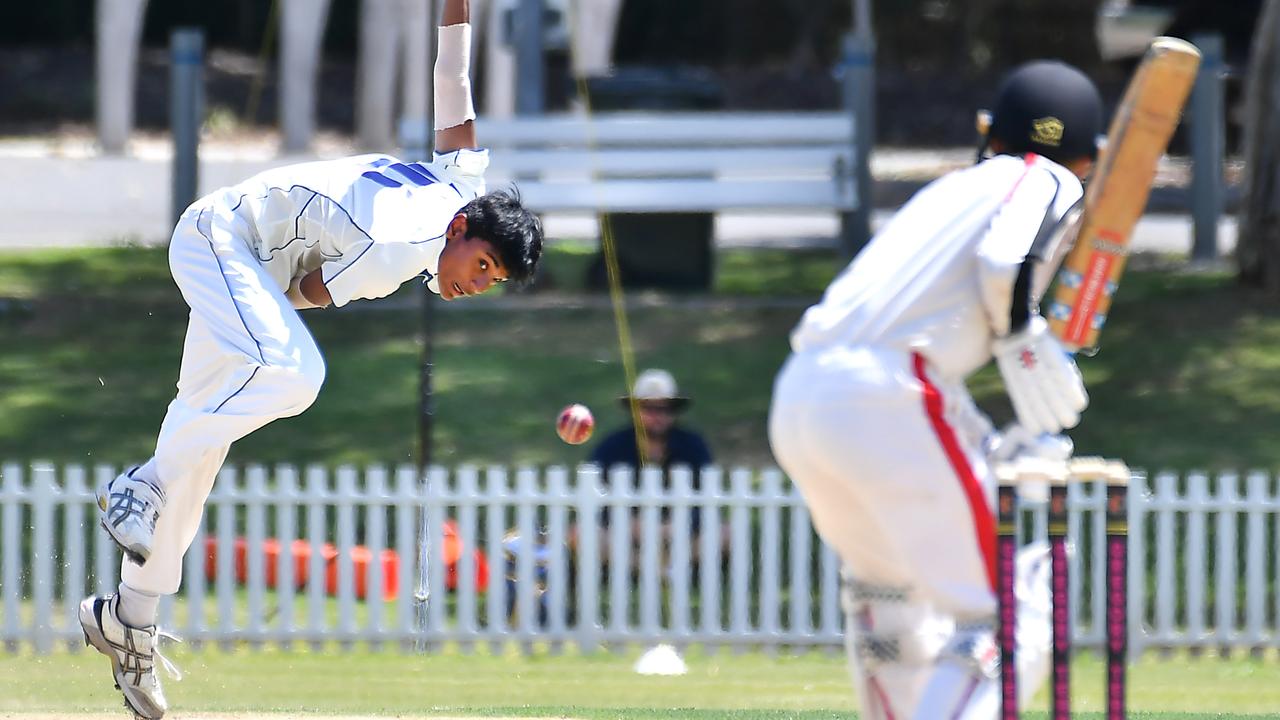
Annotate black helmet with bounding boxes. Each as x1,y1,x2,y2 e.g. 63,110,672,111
985,61,1103,165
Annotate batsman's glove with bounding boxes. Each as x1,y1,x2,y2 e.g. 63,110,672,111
987,423,1074,503
992,315,1088,435
987,423,1074,465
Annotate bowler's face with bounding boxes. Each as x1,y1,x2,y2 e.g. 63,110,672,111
437,216,509,300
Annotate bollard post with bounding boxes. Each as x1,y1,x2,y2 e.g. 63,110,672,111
170,28,205,226
839,31,875,258
1190,33,1224,263
515,0,545,115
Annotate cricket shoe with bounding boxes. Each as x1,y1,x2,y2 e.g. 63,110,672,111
97,466,165,564
79,595,182,720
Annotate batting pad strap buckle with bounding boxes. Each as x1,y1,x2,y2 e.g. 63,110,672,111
840,574,909,604
939,622,1001,680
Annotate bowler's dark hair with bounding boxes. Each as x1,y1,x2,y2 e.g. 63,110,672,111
461,188,543,285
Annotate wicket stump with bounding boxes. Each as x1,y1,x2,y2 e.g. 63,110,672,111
995,457,1130,719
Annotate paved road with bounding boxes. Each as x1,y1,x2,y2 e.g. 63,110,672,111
0,138,1237,258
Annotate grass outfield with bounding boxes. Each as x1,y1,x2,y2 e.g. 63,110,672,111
2,245,1280,470
2,647,1280,718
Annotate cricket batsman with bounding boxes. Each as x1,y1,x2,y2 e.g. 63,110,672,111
78,1,539,717
768,61,1102,719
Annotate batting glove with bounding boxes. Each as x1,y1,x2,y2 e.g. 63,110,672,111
988,423,1074,465
987,423,1075,503
992,315,1088,435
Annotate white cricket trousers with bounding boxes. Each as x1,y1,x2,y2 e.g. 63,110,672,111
121,203,326,596
769,345,999,718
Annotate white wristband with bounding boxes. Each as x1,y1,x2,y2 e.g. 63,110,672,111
434,23,476,131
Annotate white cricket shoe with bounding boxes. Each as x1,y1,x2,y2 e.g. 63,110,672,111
96,466,165,564
79,595,181,720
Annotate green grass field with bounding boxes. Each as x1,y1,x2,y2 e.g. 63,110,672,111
2,646,1279,718
2,245,1280,472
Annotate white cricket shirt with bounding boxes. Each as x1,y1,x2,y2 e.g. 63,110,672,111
790,154,1083,380
199,149,488,307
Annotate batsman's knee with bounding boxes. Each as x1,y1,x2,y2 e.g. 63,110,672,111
841,572,953,719
841,573,952,670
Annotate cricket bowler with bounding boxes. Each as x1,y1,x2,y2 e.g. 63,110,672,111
768,61,1101,719
78,1,538,717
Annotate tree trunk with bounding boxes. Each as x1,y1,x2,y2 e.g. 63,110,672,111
570,0,625,78
1237,0,1280,293
483,0,516,118
95,0,149,154
280,0,333,153
399,0,433,134
356,0,402,151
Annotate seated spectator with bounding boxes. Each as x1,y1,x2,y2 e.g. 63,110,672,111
579,369,727,570
513,370,721,626
590,368,712,479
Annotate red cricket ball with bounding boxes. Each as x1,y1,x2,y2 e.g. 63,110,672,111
556,403,595,445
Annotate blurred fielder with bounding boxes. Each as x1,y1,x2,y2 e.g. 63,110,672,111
78,2,539,717
769,62,1101,719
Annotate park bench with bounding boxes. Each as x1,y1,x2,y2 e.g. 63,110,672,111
402,112,859,288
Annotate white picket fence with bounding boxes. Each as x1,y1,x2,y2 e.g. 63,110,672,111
1,462,1278,655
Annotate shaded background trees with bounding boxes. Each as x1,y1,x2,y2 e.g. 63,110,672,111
0,0,1115,143
1237,0,1280,293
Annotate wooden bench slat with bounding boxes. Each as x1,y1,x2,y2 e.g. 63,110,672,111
512,179,856,213
399,112,862,214
486,147,854,176
402,112,854,148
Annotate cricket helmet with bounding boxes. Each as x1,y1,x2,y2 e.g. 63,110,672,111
983,60,1104,165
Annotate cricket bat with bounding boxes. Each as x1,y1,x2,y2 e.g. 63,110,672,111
1046,37,1201,352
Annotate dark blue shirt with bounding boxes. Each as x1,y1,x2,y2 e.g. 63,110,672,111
588,425,713,480
588,425,713,531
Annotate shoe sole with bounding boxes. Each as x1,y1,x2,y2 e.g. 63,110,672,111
99,518,150,565
79,598,166,720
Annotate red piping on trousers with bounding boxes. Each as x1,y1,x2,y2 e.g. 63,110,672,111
862,607,898,720
912,352,997,590
869,676,898,720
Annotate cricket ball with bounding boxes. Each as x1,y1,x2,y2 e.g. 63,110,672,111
556,403,594,445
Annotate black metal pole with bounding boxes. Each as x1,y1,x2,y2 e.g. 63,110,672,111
414,0,441,652
417,4,439,469
418,296,436,466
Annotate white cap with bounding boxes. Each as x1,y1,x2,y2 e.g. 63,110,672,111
620,369,690,409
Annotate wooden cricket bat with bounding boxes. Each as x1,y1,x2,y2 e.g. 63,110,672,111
1047,37,1201,351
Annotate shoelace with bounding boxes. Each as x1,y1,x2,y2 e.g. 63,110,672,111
152,629,184,681
107,486,153,528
